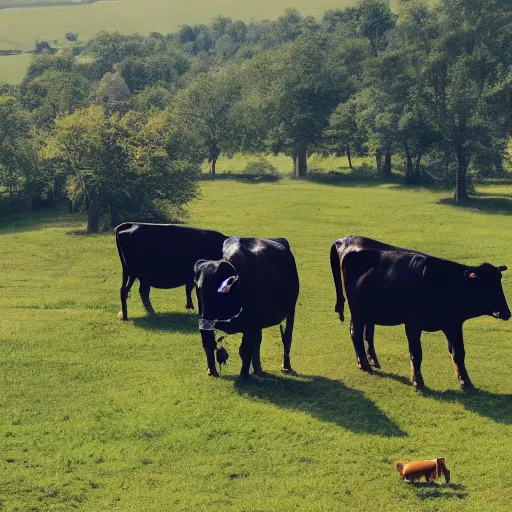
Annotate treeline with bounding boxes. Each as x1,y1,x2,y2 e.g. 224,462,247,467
1,0,511,231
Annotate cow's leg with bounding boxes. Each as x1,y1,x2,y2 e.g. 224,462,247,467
120,272,136,321
364,324,381,368
200,329,219,377
405,324,424,389
280,306,296,374
185,281,194,310
351,319,372,372
239,332,257,379
251,330,263,375
139,279,156,316
443,324,474,390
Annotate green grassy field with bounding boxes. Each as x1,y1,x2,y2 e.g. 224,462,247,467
0,0,355,51
1,178,511,511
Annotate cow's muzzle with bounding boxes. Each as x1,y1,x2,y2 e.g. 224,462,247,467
493,310,511,320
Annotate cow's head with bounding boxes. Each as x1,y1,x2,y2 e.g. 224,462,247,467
194,259,242,330
465,263,511,320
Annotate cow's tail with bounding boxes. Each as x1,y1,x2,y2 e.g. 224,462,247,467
330,242,345,322
114,223,131,270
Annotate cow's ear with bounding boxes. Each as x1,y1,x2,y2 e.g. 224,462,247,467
498,266,508,272
464,269,479,280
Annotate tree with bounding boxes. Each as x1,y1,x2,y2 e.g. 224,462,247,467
91,71,131,113
22,70,91,126
41,106,131,232
238,33,349,176
424,0,512,201
325,99,365,169
355,0,397,57
170,67,242,180
0,95,37,204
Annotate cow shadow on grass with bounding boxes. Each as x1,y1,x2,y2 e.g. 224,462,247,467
131,312,198,334
421,388,512,425
232,372,407,437
373,370,512,424
414,482,467,501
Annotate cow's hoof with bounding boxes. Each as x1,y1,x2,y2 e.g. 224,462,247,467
118,311,128,321
413,377,425,390
358,364,373,374
368,356,381,369
252,366,263,376
461,380,475,391
281,367,297,376
208,369,220,378
185,304,194,310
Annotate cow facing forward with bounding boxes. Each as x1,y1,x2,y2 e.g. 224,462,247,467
194,237,299,378
115,223,227,320
331,235,510,389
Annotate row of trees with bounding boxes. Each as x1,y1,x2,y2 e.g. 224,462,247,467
1,0,511,231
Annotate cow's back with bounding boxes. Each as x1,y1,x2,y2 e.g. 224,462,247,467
115,223,227,288
223,237,299,330
342,249,428,326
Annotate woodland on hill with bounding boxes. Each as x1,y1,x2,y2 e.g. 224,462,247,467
1,0,511,231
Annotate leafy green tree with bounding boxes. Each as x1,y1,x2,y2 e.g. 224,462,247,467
170,67,242,180
424,0,512,201
41,106,131,232
355,0,397,56
238,33,349,176
325,99,365,169
22,70,91,125
0,95,37,204
91,72,131,114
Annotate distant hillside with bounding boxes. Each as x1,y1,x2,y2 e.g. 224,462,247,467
0,0,104,8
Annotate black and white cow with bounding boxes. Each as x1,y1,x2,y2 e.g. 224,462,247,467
330,235,510,389
194,237,300,378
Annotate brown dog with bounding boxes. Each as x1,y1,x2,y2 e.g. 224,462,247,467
395,458,450,484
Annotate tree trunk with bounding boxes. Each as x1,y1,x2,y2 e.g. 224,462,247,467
414,151,422,179
404,144,413,183
382,149,392,177
210,158,216,182
454,149,469,203
375,149,382,174
297,144,307,178
292,153,298,178
87,208,101,233
346,146,353,170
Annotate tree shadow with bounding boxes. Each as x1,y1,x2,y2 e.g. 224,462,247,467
0,209,84,235
437,196,512,215
232,372,407,437
305,171,389,188
131,312,198,334
373,370,512,424
414,482,467,501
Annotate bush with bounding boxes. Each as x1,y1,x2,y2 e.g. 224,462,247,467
242,157,281,182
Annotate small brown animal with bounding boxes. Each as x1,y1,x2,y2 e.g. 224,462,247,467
395,458,450,484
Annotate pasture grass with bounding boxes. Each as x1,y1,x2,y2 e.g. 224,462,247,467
0,53,32,84
1,180,512,511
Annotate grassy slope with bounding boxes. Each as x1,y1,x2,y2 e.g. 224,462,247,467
0,0,355,51
1,180,511,511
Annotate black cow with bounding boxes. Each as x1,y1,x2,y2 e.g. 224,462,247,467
330,235,426,369
330,235,510,389
115,223,227,320
194,237,300,378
